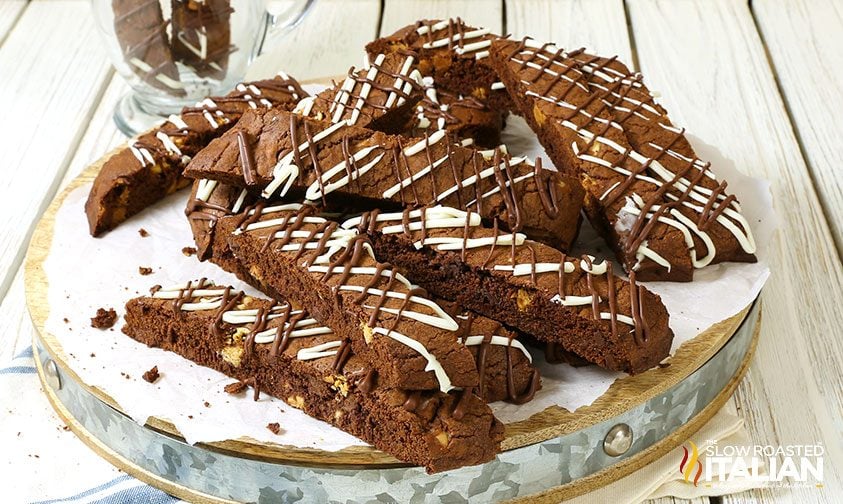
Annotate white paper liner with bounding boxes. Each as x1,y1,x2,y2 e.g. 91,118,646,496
41,111,774,449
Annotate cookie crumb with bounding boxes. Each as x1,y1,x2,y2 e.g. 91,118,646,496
182,246,197,256
203,401,210,408
138,228,149,237
223,381,247,395
266,422,281,435
91,308,117,329
142,366,160,383
63,318,69,324
138,266,153,275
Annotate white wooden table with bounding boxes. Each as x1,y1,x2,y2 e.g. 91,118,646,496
1,1,841,502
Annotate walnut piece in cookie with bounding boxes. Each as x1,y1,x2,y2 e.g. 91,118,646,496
90,308,117,329
223,381,246,394
142,366,160,383
266,422,281,435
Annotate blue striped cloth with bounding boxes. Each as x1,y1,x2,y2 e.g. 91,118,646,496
1,346,36,375
1,345,184,504
30,475,180,504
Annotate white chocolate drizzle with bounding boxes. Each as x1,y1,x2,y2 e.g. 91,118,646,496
150,282,343,364
343,205,645,335
459,334,532,363
416,20,493,60
127,139,155,167
508,40,757,273
234,205,470,392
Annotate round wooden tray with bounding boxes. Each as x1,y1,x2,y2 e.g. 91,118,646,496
25,152,761,502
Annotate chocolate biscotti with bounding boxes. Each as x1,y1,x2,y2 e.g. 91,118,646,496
170,0,234,79
367,18,511,111
112,0,184,95
183,107,583,251
345,206,673,374
300,51,424,132
123,281,504,472
403,76,506,147
185,178,253,263
86,72,306,236
488,38,757,281
217,203,482,392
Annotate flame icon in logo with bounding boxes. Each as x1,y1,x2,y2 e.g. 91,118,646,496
679,441,703,486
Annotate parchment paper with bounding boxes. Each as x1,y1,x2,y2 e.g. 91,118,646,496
41,111,775,449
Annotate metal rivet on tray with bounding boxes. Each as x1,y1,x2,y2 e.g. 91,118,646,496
44,359,62,391
603,423,632,457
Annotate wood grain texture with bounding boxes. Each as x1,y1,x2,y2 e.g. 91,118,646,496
753,0,843,258
246,0,381,81
379,0,503,36
24,148,751,467
504,0,632,63
627,0,843,501
62,74,129,187
0,271,30,364
0,0,112,304
2,71,127,366
648,499,712,504
0,0,26,47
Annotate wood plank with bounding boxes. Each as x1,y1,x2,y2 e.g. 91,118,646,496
0,0,26,47
627,0,843,501
647,498,711,504
380,0,503,36
247,0,381,81
753,0,843,257
61,75,129,187
0,270,30,363
0,0,112,304
2,74,127,364
504,0,632,63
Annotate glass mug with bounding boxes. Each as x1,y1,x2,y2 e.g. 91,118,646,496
91,0,314,135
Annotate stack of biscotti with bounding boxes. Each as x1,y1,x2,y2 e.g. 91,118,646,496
111,0,236,92
112,0,185,95
86,72,307,236
404,76,507,147
117,43,664,472
124,279,540,472
298,51,426,132
487,39,757,281
84,17,763,473
182,108,584,251
345,206,673,374
367,18,512,113
170,0,234,79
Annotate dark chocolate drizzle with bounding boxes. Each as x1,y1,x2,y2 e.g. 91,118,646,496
502,38,747,271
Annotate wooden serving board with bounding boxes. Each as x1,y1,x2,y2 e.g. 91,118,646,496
25,148,752,467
